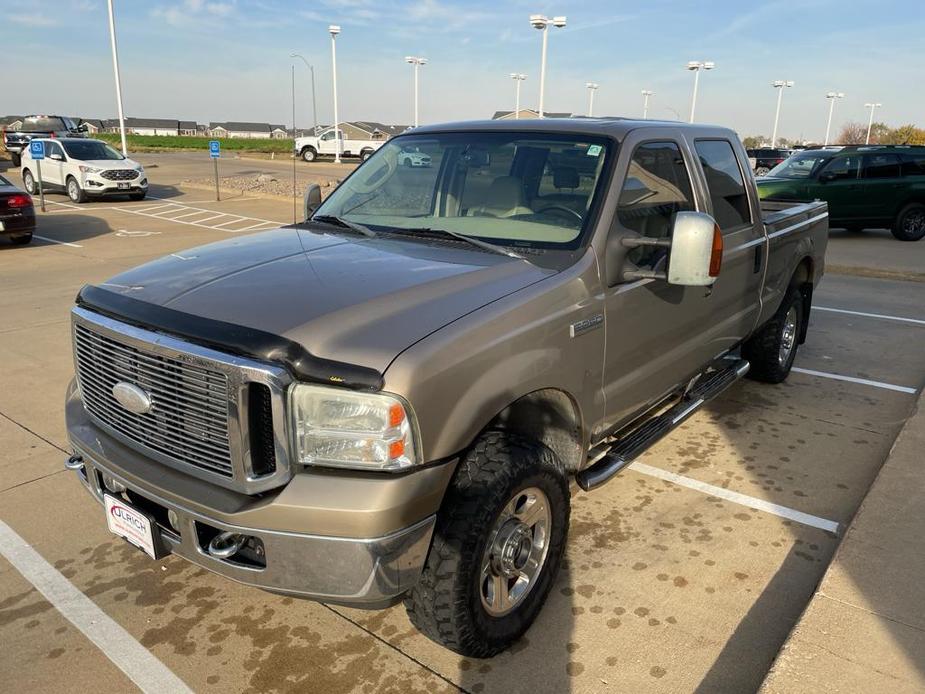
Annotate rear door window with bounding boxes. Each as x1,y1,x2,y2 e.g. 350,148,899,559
694,139,752,231
901,153,925,176
861,153,902,179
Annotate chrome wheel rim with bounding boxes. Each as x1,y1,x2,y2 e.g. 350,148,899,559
479,487,551,617
68,180,79,200
903,211,925,235
24,172,34,193
779,306,798,365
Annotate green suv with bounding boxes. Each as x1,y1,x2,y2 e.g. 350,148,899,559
756,145,925,241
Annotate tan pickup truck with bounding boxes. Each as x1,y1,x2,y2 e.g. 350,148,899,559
65,119,828,656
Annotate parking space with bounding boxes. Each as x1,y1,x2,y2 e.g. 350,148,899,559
1,160,924,692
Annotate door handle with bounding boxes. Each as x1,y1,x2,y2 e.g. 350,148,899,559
754,244,763,274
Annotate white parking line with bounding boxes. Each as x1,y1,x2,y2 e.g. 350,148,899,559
629,462,841,533
815,306,925,327
33,235,83,248
0,519,192,694
791,367,918,394
211,216,248,228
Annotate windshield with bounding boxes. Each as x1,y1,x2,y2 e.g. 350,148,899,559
61,140,125,161
314,132,613,249
22,117,66,132
767,152,833,179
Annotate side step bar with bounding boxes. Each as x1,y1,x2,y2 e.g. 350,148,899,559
576,359,750,491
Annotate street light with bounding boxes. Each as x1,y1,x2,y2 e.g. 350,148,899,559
405,56,427,127
641,90,654,119
106,0,127,156
510,73,527,118
686,60,715,123
585,82,599,117
328,25,341,163
770,80,794,147
530,14,567,118
290,53,319,136
824,91,844,146
865,102,882,145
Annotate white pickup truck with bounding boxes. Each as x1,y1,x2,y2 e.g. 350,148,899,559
294,130,385,162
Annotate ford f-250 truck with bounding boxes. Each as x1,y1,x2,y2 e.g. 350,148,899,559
294,128,385,162
65,118,828,657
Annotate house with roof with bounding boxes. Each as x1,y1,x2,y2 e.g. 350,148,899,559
0,116,23,131
491,109,572,120
316,121,411,141
78,118,107,135
209,122,281,139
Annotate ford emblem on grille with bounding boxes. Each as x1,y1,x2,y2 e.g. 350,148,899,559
112,382,154,414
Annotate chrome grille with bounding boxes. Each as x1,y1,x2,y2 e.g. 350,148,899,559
74,323,233,477
100,169,139,181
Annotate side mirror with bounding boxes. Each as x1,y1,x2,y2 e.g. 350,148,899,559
667,211,722,286
303,183,322,220
620,211,722,286
49,153,64,161
819,171,836,183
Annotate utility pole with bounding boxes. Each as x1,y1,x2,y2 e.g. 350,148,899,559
770,80,794,148
106,0,128,156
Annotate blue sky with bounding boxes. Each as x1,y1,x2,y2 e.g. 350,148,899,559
4,0,924,141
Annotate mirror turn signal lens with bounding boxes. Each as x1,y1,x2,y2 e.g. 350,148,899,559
709,224,723,277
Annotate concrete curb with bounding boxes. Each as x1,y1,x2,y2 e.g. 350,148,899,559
827,264,925,284
759,388,925,692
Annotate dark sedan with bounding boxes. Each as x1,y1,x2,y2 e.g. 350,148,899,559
0,174,35,245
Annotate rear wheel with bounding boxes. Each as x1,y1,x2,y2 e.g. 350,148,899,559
755,166,770,176
743,288,804,383
22,169,36,194
360,149,373,161
10,152,21,167
66,176,87,203
404,431,569,657
10,233,32,245
892,203,925,242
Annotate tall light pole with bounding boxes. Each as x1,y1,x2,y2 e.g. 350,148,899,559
770,80,794,147
823,91,844,146
865,102,882,144
585,82,599,117
405,56,427,127
641,90,654,119
686,60,715,123
510,73,527,118
290,53,318,136
530,14,567,118
106,0,127,156
329,25,341,163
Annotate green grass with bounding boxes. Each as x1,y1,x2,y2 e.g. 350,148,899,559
95,133,294,153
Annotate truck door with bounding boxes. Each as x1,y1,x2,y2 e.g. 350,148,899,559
318,130,338,154
599,133,721,432
860,153,903,223
690,137,765,347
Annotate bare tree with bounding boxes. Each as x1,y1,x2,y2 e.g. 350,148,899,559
836,121,868,144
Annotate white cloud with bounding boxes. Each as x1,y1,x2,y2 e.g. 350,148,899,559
8,13,57,26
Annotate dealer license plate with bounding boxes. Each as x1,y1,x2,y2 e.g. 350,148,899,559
104,494,160,559
117,182,130,190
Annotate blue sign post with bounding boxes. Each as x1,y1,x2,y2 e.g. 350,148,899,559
29,140,46,211
209,140,221,201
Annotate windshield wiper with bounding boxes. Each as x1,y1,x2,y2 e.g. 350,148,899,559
397,227,523,259
310,215,376,238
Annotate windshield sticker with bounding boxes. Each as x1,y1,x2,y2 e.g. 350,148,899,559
587,144,602,157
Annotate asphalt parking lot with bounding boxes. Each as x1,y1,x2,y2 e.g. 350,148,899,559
1,154,924,693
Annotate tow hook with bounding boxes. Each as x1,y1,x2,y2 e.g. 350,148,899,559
208,532,247,559
65,454,85,471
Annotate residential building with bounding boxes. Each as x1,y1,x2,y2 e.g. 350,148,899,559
316,121,411,141
0,116,23,131
78,118,107,135
209,122,283,139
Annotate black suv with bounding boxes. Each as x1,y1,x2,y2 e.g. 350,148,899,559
3,115,86,167
747,148,791,176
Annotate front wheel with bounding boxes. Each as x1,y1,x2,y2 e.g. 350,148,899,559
22,169,36,194
892,203,925,241
10,152,21,168
66,177,87,203
301,147,317,162
743,288,804,383
404,431,569,657
10,233,32,245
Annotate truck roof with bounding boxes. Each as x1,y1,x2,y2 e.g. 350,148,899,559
409,117,738,141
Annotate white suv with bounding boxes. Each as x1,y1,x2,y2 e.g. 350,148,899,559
20,138,147,203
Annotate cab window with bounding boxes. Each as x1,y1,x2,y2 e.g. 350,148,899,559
820,155,860,181
617,141,695,266
694,139,752,230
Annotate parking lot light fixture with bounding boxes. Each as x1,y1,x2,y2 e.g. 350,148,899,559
686,61,715,122
106,0,127,156
641,90,654,119
865,102,882,144
770,80,795,148
290,53,319,136
585,82,599,117
405,56,428,128
530,14,567,118
510,73,527,119
823,92,845,146
329,25,341,163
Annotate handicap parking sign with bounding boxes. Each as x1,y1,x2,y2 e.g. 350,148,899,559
29,140,45,160
209,140,220,158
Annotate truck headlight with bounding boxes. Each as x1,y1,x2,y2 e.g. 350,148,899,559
289,384,420,470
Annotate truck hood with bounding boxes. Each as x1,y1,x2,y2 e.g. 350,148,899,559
96,226,555,373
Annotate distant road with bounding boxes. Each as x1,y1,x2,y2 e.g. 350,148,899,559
137,151,357,186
